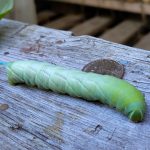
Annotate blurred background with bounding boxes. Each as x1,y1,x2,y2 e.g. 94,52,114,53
7,0,150,50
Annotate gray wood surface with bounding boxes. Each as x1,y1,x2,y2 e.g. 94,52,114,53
0,19,150,150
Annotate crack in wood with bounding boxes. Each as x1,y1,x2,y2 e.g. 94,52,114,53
84,124,103,135
93,124,103,135
13,24,29,36
107,127,116,141
9,123,23,131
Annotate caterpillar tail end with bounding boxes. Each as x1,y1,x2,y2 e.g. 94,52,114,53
128,110,144,122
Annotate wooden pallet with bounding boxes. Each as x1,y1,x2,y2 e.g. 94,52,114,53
135,32,150,50
100,20,142,44
71,16,113,36
1,18,150,150
51,0,150,15
37,11,150,50
37,11,57,24
44,14,84,29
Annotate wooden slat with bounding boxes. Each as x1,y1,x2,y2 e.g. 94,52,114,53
44,14,84,29
71,16,113,36
135,32,150,50
143,0,150,3
37,11,57,24
100,20,142,44
51,0,150,15
1,19,150,150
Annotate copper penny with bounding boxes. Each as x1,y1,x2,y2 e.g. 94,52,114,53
82,59,125,79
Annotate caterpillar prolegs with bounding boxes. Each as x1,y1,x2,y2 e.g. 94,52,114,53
6,60,146,122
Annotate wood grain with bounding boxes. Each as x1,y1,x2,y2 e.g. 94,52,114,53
0,19,150,150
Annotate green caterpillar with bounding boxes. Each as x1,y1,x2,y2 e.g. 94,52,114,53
5,60,146,122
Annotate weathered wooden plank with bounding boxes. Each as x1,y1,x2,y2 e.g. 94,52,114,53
135,32,150,50
37,11,57,24
0,113,59,150
100,20,142,44
71,16,113,36
0,19,150,150
0,19,28,37
50,0,150,15
44,14,84,29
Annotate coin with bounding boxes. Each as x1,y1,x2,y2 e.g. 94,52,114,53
82,59,125,79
